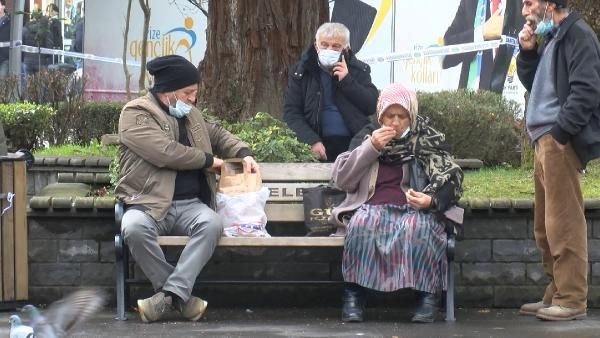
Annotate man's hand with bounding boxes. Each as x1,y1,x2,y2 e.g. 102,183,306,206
406,189,433,210
483,8,504,40
242,156,260,174
370,126,396,151
518,20,537,51
311,142,327,161
332,55,349,81
207,157,224,173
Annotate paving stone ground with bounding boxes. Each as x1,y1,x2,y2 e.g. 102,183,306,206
2,307,600,338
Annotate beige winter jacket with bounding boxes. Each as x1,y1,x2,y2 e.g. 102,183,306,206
115,93,248,221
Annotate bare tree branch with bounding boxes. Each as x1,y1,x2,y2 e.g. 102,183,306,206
138,0,151,93
186,0,208,16
122,0,133,100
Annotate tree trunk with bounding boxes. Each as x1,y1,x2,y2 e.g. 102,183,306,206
570,0,600,37
198,0,328,122
123,0,133,100
138,0,151,93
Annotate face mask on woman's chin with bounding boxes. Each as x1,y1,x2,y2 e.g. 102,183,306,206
397,127,410,140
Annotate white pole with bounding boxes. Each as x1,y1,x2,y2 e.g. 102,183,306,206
9,0,24,77
389,0,396,83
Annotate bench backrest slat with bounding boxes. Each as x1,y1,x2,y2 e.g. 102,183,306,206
259,163,333,181
265,203,304,222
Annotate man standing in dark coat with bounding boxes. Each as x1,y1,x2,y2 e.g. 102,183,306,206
283,22,378,162
0,0,10,77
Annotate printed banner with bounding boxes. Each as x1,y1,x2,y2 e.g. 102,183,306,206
84,0,207,100
352,0,527,114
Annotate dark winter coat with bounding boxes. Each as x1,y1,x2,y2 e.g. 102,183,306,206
517,11,600,167
283,46,378,146
0,15,10,62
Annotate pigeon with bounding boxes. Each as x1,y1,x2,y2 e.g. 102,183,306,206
8,314,34,338
21,288,106,338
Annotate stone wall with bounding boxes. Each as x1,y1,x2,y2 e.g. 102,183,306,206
27,212,115,306
23,157,600,308
26,209,600,308
457,213,600,308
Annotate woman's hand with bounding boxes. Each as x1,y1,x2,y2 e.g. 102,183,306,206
370,126,397,151
405,189,432,210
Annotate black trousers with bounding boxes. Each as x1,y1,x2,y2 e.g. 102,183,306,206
322,135,351,163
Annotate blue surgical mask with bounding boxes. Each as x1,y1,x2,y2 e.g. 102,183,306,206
167,95,193,118
399,127,411,140
318,49,342,69
534,4,554,36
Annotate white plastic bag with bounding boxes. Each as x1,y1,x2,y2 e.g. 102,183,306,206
216,187,271,237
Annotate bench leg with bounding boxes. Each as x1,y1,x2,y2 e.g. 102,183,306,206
115,234,127,321
445,236,456,322
124,241,130,311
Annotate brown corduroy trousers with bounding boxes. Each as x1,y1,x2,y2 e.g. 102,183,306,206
533,134,588,309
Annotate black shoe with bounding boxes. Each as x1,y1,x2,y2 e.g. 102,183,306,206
341,284,365,322
411,291,439,323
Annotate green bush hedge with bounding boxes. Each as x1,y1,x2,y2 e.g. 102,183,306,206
4,90,520,165
70,101,124,144
220,112,317,162
0,102,55,151
418,90,521,165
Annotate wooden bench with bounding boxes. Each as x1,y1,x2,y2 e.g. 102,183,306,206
112,162,470,322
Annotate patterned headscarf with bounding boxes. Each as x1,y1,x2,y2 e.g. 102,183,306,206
376,83,418,131
376,83,463,202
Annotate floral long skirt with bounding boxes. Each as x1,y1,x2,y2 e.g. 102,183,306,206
342,204,447,293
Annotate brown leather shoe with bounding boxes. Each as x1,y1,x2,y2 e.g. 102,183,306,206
519,301,550,316
536,305,586,321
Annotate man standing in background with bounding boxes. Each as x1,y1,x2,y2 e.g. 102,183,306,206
0,0,10,78
284,22,378,162
46,3,63,50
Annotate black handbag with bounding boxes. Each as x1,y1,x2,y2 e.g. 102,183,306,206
302,185,346,236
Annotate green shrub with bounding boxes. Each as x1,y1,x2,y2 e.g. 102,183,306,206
220,112,317,162
0,66,122,145
0,102,55,151
48,100,123,145
72,101,124,144
109,155,120,190
418,90,520,165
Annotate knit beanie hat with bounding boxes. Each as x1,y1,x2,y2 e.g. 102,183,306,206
547,0,567,8
147,55,200,92
376,83,418,129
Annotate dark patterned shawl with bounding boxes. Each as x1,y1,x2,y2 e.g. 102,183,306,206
380,115,463,204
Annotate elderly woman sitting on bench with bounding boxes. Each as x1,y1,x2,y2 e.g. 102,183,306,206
330,82,463,323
